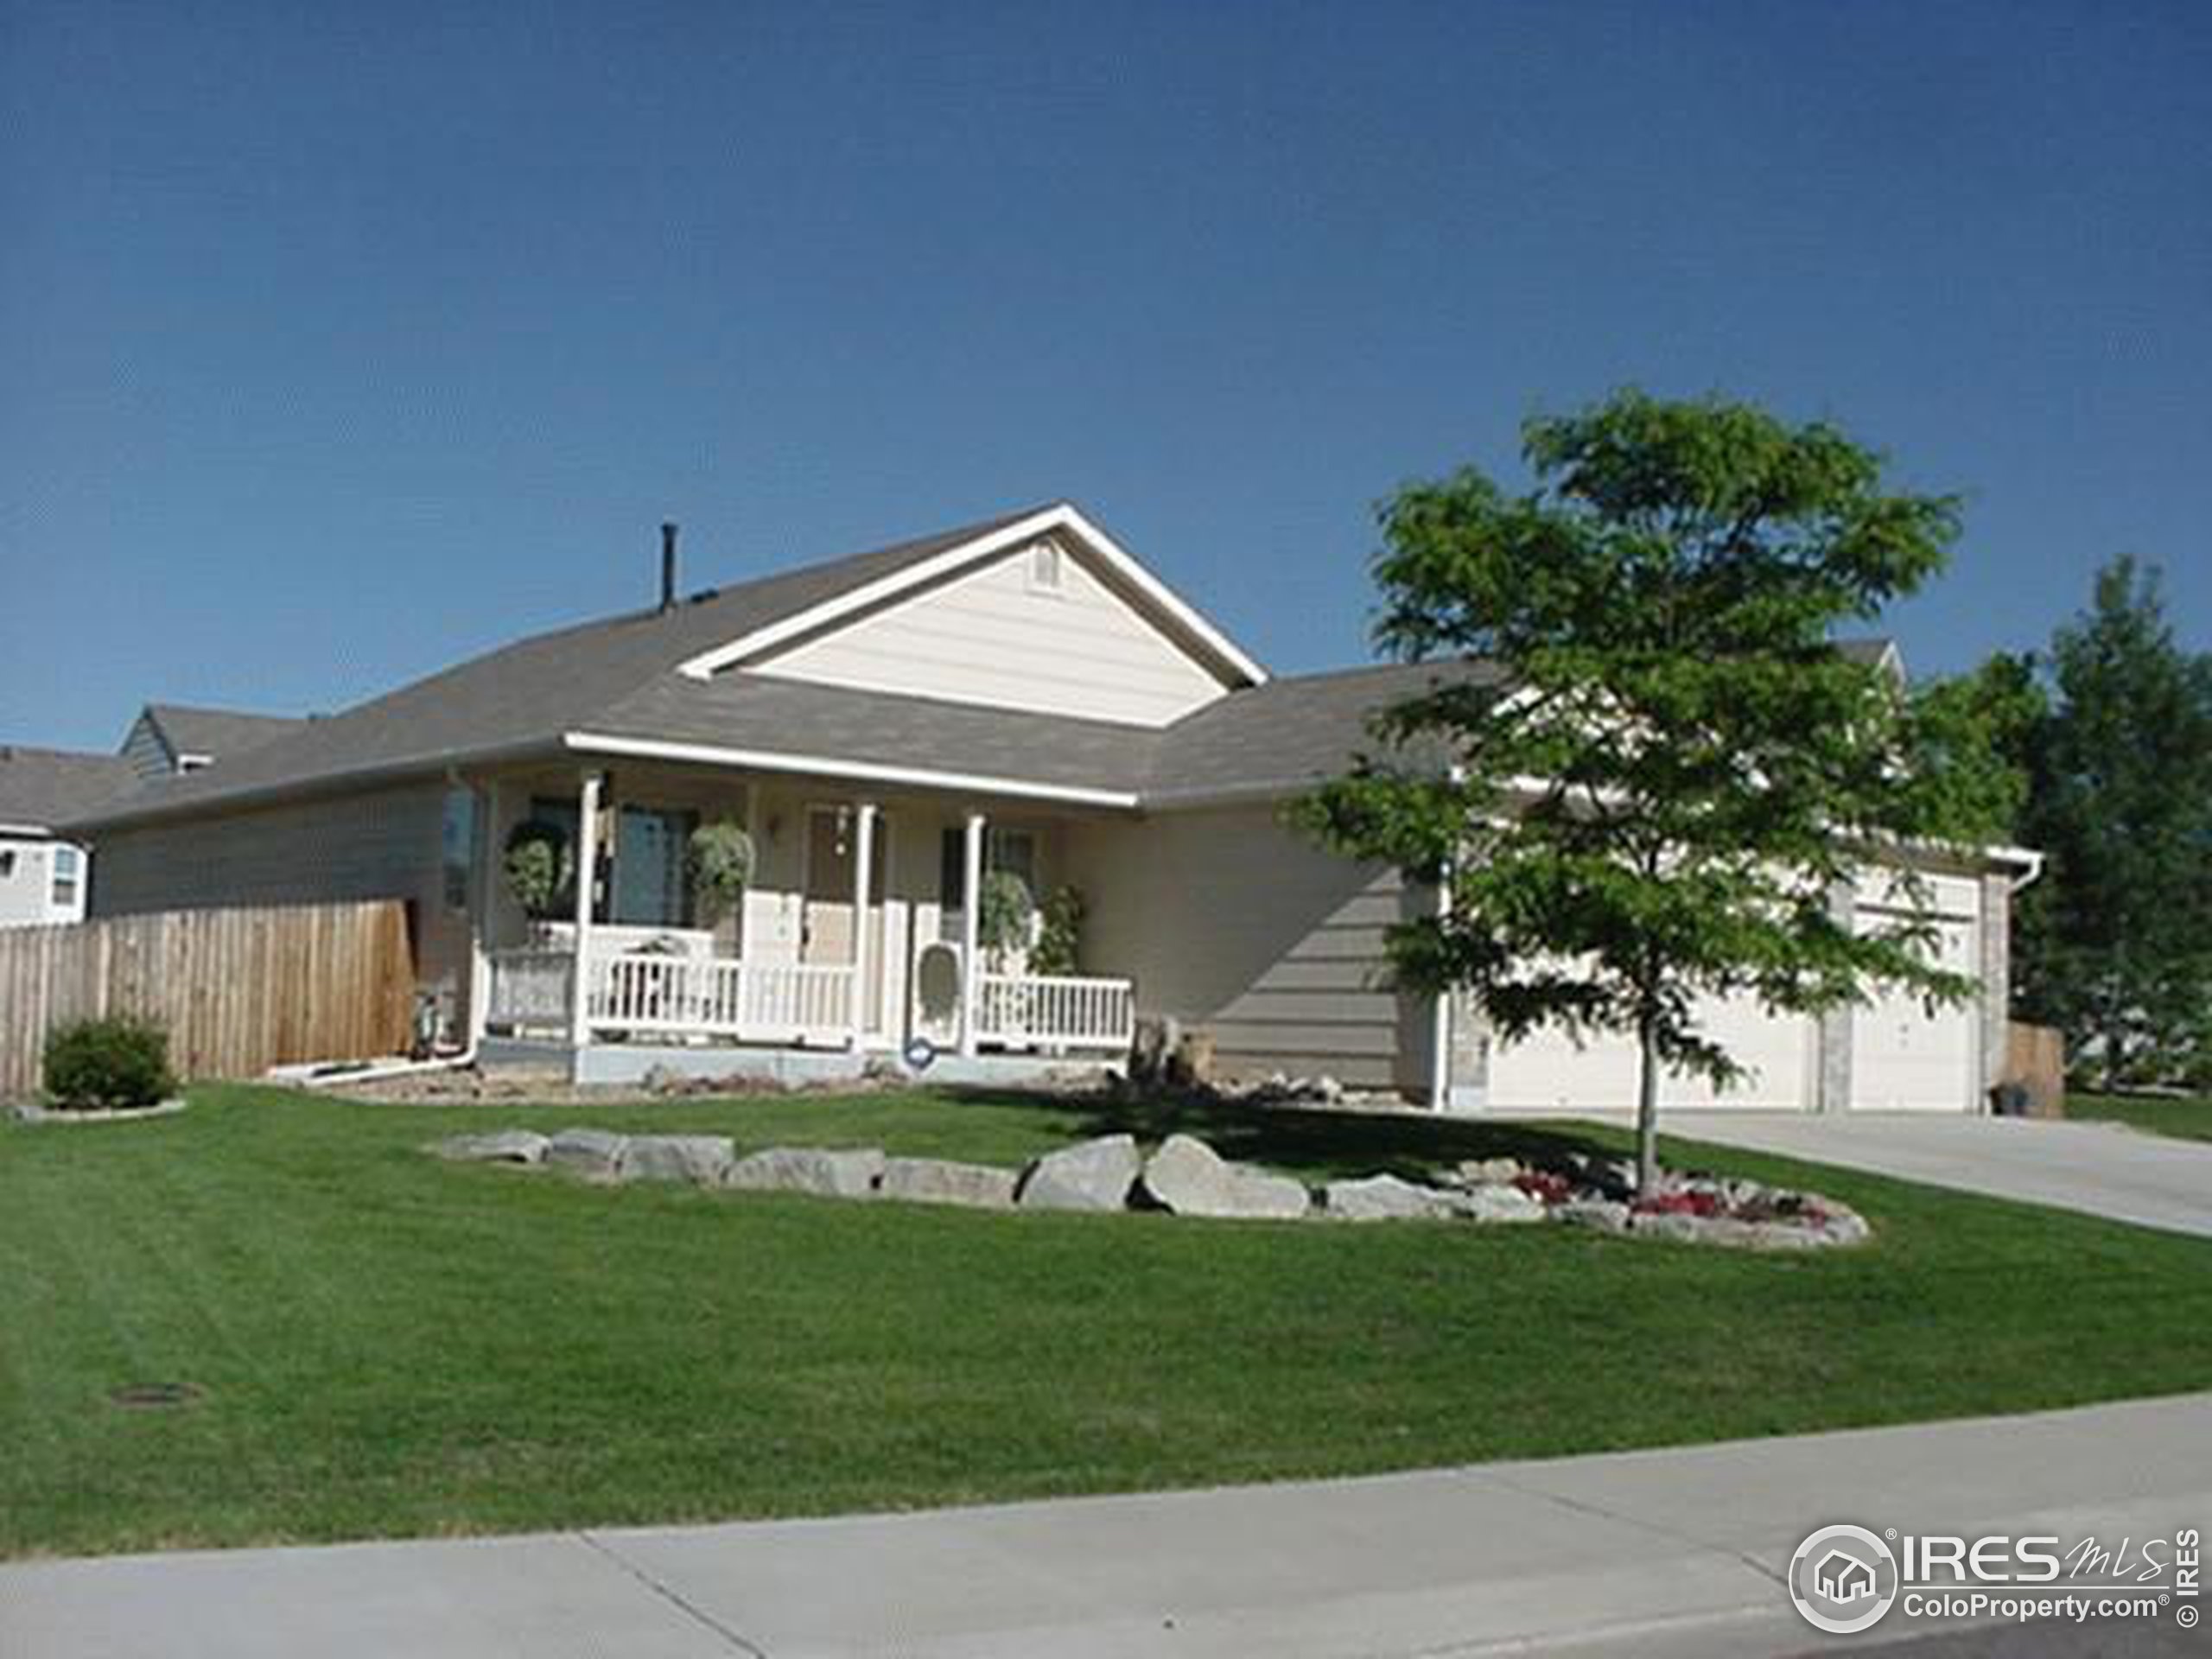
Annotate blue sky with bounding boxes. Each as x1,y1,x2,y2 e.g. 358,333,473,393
3,0,2207,750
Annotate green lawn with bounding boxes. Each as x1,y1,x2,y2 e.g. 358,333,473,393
6,1084,2212,1560
2067,1091,2212,1143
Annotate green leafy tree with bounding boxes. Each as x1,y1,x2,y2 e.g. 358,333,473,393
2014,558,2212,1085
977,870,1035,969
1303,391,2016,1191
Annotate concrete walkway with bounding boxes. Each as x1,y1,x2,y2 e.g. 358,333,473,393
5,1393,2207,1659
1648,1111,2212,1239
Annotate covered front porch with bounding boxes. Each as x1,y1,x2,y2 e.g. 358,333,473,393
464,755,1137,1073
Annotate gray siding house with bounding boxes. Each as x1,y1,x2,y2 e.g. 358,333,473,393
63,503,2035,1109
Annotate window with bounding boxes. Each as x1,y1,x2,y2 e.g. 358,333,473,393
441,789,479,912
938,825,1039,911
1027,539,1064,594
0,849,15,880
51,845,80,911
611,806,698,927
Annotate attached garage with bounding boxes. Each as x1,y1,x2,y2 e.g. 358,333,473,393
1482,991,1816,1112
1850,871,1984,1113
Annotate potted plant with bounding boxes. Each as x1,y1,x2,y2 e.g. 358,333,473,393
687,819,755,925
502,819,573,940
977,869,1036,971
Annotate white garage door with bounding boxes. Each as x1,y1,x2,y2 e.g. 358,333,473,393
1485,990,1815,1112
1852,873,1980,1113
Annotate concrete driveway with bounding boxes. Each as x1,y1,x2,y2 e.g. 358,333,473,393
1651,1112,2212,1238
4,1392,2208,1658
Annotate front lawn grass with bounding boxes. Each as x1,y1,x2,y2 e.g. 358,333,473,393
2067,1091,2212,1143
5,1083,2212,1559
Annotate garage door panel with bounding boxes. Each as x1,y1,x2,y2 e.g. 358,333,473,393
1852,880,1980,1113
1486,992,1814,1111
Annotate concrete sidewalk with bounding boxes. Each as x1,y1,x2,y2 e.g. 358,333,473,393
1650,1111,2212,1239
5,1392,2207,1658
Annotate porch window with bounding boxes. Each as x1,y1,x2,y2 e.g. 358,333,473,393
441,788,479,912
611,805,699,927
938,826,1038,910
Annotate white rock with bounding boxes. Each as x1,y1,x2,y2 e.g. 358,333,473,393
1445,1182,1548,1224
620,1135,735,1184
1554,1198,1630,1233
723,1146,886,1198
877,1156,1018,1209
432,1129,549,1166
1017,1135,1141,1212
1138,1134,1310,1220
1320,1173,1459,1221
544,1128,627,1179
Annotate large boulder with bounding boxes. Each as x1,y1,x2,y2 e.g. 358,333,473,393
877,1156,1019,1210
1138,1134,1310,1220
432,1129,550,1166
724,1146,886,1199
1320,1173,1459,1222
544,1128,627,1180
1016,1135,1142,1212
1443,1181,1548,1224
620,1135,735,1185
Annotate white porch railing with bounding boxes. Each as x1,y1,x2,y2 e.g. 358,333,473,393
974,972,1135,1053
488,947,1135,1056
485,947,575,1033
588,953,857,1046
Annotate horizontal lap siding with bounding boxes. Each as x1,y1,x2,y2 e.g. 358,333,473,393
1065,806,1431,1095
753,544,1225,726
86,782,461,1010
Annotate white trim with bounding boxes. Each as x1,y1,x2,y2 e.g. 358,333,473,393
569,770,603,1047
959,810,985,1058
672,503,1268,688
562,732,1140,810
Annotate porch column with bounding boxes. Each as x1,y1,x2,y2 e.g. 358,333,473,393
851,802,878,1052
466,777,500,1051
569,769,604,1048
958,809,986,1057
1428,851,1453,1111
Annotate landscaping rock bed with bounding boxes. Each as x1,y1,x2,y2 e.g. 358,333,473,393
428,1128,1870,1247
10,1099,189,1125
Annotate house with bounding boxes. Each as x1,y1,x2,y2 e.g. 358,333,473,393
59,503,2036,1108
0,747,137,927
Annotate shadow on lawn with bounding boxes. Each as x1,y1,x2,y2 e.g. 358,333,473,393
936,1085,1619,1183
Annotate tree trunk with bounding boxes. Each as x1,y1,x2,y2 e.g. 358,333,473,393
1636,1014,1661,1195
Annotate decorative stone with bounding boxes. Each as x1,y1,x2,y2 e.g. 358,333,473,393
877,1156,1019,1210
1138,1134,1311,1220
1555,1198,1631,1233
620,1135,734,1184
1445,1182,1548,1224
544,1128,627,1179
724,1146,886,1199
1017,1134,1142,1212
1320,1173,1459,1222
1453,1156,1526,1187
431,1129,549,1165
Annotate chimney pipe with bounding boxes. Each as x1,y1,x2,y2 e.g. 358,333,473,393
659,522,679,613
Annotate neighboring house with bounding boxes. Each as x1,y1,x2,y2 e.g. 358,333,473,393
60,503,2036,1109
0,747,137,927
120,703,305,780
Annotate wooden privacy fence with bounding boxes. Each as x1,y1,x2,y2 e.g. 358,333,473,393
0,901,415,1100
